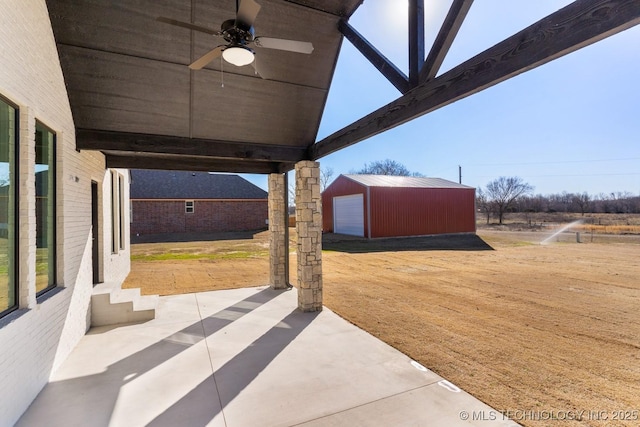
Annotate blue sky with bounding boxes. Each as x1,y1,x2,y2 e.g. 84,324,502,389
245,0,640,196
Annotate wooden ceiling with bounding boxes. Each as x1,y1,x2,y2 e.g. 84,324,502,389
46,0,640,174
47,0,361,173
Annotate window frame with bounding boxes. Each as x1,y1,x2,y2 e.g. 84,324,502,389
185,200,194,214
0,95,19,318
34,120,57,297
111,170,118,254
111,170,127,253
118,173,125,250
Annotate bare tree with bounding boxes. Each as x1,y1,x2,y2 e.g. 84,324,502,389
320,166,334,191
288,181,295,208
611,191,635,213
476,188,492,225
353,159,423,176
572,192,591,216
630,195,640,214
485,176,534,224
521,194,546,213
288,166,334,207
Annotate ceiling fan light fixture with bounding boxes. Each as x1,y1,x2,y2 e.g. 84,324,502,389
222,46,254,66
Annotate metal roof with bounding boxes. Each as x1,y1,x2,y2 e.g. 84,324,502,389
130,170,267,199
342,174,474,189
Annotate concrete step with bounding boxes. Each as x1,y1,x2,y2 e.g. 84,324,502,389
91,282,159,327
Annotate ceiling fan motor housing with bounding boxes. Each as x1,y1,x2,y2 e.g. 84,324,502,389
221,18,255,45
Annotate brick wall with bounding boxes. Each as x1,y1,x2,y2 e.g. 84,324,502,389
0,2,130,424
131,200,268,235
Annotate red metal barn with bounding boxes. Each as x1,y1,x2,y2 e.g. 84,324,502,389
322,175,476,238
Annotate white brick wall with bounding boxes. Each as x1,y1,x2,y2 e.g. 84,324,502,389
0,1,131,425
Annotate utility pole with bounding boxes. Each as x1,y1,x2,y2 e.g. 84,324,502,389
458,165,462,184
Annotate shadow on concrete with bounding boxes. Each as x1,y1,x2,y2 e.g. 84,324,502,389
148,309,318,426
322,233,494,253
131,229,267,244
16,287,290,427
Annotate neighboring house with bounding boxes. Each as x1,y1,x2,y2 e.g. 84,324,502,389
322,175,476,238
0,3,131,425
130,170,268,235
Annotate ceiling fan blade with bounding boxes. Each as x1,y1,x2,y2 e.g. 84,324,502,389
251,60,268,80
236,0,261,27
254,37,314,54
156,17,220,36
189,46,224,70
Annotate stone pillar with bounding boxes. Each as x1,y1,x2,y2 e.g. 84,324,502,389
268,173,288,289
295,161,322,312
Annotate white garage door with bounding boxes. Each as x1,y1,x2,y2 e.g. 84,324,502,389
334,194,364,237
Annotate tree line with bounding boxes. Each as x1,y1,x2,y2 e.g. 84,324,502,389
477,176,640,224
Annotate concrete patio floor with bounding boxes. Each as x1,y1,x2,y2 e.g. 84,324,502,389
17,287,519,427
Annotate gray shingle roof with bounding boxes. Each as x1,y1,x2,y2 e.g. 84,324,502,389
342,174,474,189
130,170,267,199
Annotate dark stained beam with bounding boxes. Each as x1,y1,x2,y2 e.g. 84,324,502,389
312,0,640,159
277,163,296,174
76,129,309,163
420,0,474,83
408,0,425,87
338,20,410,93
105,154,281,174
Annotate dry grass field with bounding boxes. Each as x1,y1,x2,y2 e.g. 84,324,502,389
124,220,640,427
479,212,640,236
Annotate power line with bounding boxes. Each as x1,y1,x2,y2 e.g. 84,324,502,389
472,172,640,179
468,157,640,167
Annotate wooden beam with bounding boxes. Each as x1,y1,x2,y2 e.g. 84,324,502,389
312,0,640,159
105,154,280,174
420,0,474,83
76,129,309,163
408,0,425,87
277,163,296,174
338,20,410,93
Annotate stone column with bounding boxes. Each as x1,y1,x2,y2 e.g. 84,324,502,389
268,173,288,289
295,161,322,312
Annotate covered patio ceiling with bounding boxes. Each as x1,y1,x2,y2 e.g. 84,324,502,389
47,0,640,174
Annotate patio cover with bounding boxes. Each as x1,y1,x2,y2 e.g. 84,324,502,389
46,0,362,174
46,0,640,174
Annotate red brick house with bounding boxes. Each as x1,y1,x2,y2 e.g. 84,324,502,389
130,170,267,235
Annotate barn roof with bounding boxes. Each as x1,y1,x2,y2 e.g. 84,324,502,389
342,174,473,189
130,170,267,199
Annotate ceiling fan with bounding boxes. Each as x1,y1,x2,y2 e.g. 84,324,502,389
157,0,314,70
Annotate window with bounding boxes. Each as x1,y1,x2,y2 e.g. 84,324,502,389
111,170,126,253
111,170,118,253
0,97,17,316
118,174,125,250
35,121,56,295
111,171,115,252
185,200,194,213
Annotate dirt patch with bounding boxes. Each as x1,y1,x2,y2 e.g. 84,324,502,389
124,229,640,427
124,231,272,295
